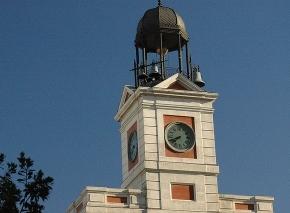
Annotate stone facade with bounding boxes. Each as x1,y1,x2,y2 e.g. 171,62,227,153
66,74,274,213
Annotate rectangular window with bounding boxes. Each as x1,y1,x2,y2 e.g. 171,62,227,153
107,196,127,204
235,203,255,211
171,184,195,200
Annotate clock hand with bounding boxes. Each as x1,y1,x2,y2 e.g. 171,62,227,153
173,136,181,140
169,136,181,142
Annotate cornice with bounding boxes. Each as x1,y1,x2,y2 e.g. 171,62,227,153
141,102,215,113
115,86,218,121
139,87,218,100
219,194,274,202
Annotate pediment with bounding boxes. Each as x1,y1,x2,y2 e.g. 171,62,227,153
118,86,135,111
154,73,204,92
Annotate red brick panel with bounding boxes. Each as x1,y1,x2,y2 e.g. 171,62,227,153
171,184,194,200
163,115,194,128
163,115,197,159
235,203,255,211
107,196,127,204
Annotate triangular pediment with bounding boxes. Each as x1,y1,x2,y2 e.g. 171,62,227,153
167,81,189,90
154,73,204,92
118,86,135,111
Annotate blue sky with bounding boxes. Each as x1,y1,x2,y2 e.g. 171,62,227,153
0,0,289,212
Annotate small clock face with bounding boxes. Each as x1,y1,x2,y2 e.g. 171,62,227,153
128,131,138,162
165,122,195,152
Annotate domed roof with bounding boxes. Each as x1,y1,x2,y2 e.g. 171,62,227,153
135,6,189,53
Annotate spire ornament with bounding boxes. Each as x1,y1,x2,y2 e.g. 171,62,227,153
158,0,162,7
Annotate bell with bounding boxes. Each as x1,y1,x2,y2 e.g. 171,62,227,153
149,64,161,80
193,66,205,87
138,68,148,80
147,77,153,82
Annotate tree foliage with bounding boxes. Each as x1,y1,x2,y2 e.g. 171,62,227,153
0,152,53,213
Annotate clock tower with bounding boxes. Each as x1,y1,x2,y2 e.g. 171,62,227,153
67,2,274,213
114,4,220,211
115,74,219,212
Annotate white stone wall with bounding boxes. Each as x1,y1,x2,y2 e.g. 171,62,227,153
66,187,145,213
116,85,220,211
219,194,274,213
66,188,274,213
144,172,161,209
119,98,145,189
67,82,274,213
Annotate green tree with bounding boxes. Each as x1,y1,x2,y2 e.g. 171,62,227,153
0,152,53,213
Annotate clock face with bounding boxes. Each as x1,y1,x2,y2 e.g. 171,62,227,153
128,131,138,162
165,122,195,152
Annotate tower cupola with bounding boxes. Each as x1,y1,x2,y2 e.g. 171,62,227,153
135,6,189,53
132,1,205,88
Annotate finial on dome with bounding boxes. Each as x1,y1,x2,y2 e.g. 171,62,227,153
158,0,162,7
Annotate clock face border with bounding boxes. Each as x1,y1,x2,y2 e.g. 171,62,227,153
128,130,138,162
164,122,195,153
